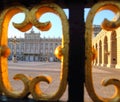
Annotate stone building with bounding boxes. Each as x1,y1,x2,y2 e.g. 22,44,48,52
93,25,101,37
92,25,120,68
8,29,61,62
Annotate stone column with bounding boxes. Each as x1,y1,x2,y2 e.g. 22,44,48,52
115,28,120,68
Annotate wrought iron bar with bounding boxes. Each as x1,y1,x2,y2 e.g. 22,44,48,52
85,1,120,102
0,3,69,101
68,3,85,102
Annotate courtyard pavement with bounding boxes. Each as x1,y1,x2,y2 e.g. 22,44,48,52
4,61,120,102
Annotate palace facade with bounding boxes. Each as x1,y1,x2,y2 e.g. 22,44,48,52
8,29,61,62
93,25,120,68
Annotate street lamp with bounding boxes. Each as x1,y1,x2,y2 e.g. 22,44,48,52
10,36,19,63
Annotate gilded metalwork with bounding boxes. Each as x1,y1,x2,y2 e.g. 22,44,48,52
0,46,11,58
0,3,69,101
85,1,120,102
54,45,63,60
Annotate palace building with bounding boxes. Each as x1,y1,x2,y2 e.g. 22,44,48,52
8,29,61,62
92,25,120,68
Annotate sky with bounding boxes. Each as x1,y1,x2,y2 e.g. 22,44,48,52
8,8,115,38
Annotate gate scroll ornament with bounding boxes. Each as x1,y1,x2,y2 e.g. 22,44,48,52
85,1,120,102
0,3,69,101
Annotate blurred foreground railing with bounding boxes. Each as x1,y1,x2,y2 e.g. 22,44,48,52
0,0,120,102
0,3,69,101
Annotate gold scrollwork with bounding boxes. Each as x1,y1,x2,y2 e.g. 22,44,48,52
85,1,120,102
0,3,69,101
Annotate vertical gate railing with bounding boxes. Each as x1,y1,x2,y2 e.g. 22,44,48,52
0,3,69,101
0,0,120,102
85,1,120,102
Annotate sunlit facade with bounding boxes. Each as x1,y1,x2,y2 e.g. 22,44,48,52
93,25,120,68
8,29,61,62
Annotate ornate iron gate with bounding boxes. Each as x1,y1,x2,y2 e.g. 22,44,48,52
85,1,120,102
0,0,120,102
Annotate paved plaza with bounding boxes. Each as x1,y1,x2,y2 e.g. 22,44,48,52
8,61,68,101
5,61,120,102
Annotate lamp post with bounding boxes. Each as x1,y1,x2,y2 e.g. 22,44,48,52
11,36,19,63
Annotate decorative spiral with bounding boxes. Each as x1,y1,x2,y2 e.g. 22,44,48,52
0,3,69,101
85,1,120,102
29,75,52,100
101,78,120,102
